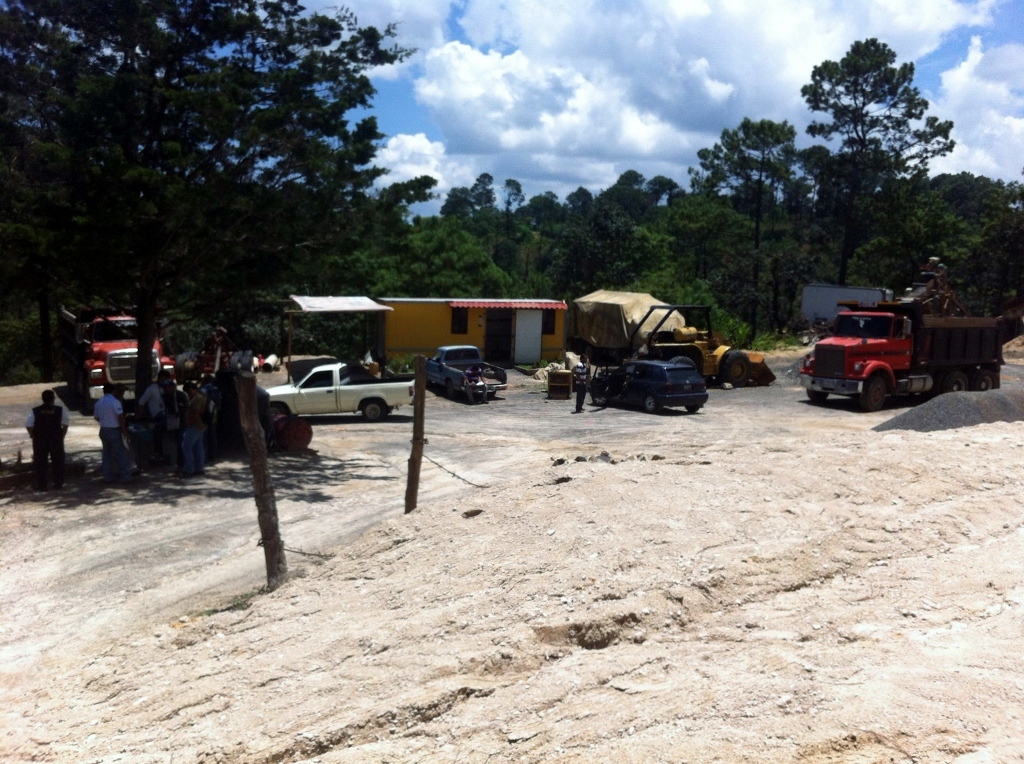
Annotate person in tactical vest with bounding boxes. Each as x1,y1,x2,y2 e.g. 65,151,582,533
26,389,69,490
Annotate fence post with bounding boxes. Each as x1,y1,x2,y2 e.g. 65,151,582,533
405,355,426,514
235,372,286,590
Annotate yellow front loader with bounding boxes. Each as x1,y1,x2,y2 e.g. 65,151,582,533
632,305,776,388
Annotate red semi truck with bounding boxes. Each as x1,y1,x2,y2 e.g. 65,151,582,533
800,266,1023,412
60,307,175,413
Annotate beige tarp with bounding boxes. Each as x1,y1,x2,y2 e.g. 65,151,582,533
571,290,688,350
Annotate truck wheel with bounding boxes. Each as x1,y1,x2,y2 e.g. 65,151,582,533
361,399,390,422
643,394,662,414
81,397,94,416
591,391,608,407
445,379,455,399
806,390,830,404
859,375,887,412
718,351,750,388
268,402,289,418
685,405,702,414
940,370,969,394
971,369,996,391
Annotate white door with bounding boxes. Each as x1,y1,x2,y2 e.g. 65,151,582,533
294,368,338,414
514,310,543,364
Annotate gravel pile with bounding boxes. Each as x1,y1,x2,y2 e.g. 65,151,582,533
874,390,1024,433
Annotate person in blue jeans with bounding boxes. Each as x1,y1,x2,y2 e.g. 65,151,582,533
93,384,132,483
180,381,209,478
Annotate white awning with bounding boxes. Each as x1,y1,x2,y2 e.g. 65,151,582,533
289,296,392,313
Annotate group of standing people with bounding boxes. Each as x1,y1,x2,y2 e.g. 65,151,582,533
137,372,219,478
26,373,220,491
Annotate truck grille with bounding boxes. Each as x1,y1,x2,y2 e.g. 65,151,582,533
106,351,160,383
815,345,846,378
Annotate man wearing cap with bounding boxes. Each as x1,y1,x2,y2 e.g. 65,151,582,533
93,384,132,483
26,389,69,490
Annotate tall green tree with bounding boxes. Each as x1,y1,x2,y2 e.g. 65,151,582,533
1,0,416,393
802,38,954,285
692,118,796,334
974,181,1024,312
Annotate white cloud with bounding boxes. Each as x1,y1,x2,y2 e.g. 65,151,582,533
351,0,1015,195
305,0,456,78
931,37,1024,179
375,133,476,195
415,41,697,161
687,58,736,103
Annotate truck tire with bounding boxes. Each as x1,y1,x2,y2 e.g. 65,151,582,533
643,394,662,414
806,390,830,404
685,404,702,414
971,369,996,391
718,351,750,388
591,390,608,407
859,374,887,412
360,399,390,422
268,402,289,418
445,379,455,399
939,370,969,394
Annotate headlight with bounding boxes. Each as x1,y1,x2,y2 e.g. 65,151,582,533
90,369,103,379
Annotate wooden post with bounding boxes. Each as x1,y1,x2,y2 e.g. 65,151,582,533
235,372,287,591
405,355,426,514
286,312,294,382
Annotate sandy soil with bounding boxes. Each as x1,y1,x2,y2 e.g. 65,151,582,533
3,352,1024,763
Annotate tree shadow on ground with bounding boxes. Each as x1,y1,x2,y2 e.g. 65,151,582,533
3,447,396,511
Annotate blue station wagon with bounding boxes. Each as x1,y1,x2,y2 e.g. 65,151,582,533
590,359,709,414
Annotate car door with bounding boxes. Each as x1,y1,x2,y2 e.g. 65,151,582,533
624,364,647,404
607,364,632,398
293,368,338,414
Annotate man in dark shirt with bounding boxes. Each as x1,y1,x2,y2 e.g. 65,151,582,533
26,389,69,490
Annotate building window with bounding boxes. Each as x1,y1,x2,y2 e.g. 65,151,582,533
541,309,556,335
451,307,468,334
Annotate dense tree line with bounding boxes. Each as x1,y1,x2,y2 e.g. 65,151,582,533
1,2,1022,385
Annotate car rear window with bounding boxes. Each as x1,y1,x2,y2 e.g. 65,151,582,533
445,349,480,362
666,368,699,383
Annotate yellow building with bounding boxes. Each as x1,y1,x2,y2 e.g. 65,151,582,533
379,298,567,365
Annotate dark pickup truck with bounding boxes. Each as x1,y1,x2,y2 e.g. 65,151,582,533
425,345,508,402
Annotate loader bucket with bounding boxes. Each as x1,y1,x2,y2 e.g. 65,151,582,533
746,352,776,386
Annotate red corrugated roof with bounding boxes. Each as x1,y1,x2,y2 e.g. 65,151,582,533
448,300,567,309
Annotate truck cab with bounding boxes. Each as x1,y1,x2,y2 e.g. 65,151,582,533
61,308,175,411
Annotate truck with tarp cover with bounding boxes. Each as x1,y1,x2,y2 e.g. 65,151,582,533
570,290,774,387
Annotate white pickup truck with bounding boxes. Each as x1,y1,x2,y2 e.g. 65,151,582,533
265,362,414,422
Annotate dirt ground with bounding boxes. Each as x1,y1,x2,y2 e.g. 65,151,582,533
3,351,1024,763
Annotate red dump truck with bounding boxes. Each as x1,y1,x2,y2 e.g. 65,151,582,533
800,263,1024,412
60,307,175,413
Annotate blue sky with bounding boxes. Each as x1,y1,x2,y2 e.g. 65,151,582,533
335,0,1024,207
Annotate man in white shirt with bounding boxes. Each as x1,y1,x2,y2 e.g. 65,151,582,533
573,354,589,413
138,370,170,460
93,384,131,483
